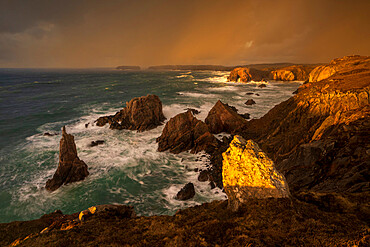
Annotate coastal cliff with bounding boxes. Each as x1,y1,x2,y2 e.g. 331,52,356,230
1,55,369,246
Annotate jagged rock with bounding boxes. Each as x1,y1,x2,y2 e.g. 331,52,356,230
157,110,219,154
175,183,195,200
96,94,166,132
79,204,136,222
270,65,314,81
209,181,216,189
308,55,370,82
43,132,57,136
89,140,104,147
222,136,290,211
227,67,269,82
240,55,370,193
240,113,250,119
205,100,247,134
245,99,256,105
184,108,200,115
45,127,89,191
198,170,210,182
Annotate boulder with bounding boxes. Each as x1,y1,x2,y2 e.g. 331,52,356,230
79,204,136,222
45,127,89,191
205,100,248,134
96,94,166,132
222,136,290,211
227,67,269,82
157,110,219,154
175,183,195,200
198,170,210,182
89,140,104,147
245,99,256,105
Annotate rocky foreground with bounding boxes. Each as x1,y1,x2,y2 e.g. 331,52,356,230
1,55,369,246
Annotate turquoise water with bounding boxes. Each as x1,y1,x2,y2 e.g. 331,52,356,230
0,69,301,223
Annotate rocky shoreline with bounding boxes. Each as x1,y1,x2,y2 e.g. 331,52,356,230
1,55,369,246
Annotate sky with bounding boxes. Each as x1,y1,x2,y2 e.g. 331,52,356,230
0,0,369,68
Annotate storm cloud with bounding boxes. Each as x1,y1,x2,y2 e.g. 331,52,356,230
0,0,369,67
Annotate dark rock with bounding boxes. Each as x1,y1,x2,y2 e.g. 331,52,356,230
96,94,166,132
244,99,256,105
245,92,254,95
45,127,89,191
79,204,136,222
255,93,260,96
175,183,195,200
89,140,105,147
157,110,219,154
205,100,247,134
194,168,199,172
198,170,210,182
184,108,200,115
44,132,57,136
258,84,267,88
85,123,89,128
240,113,250,119
209,181,216,189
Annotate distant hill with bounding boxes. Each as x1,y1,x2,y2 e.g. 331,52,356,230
146,65,234,71
116,66,141,70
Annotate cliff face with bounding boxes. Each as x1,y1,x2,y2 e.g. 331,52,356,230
270,65,315,81
227,67,270,82
242,55,370,193
308,55,370,82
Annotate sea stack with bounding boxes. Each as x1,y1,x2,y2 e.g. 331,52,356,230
222,136,290,211
45,127,89,191
96,94,166,132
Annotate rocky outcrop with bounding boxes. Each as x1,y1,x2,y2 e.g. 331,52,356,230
270,65,314,81
45,127,89,191
222,136,290,211
227,67,269,82
175,183,195,200
157,110,219,154
205,100,248,134
308,55,370,82
241,55,370,194
79,204,136,222
96,94,166,132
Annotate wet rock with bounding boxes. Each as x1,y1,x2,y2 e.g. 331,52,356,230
184,108,200,115
198,170,210,182
244,99,256,105
44,132,58,136
209,181,216,189
255,93,260,96
89,140,105,147
85,123,89,128
96,94,166,132
258,84,266,88
205,100,247,134
245,92,254,95
222,136,290,211
157,110,219,154
240,113,250,119
45,127,89,191
176,182,195,200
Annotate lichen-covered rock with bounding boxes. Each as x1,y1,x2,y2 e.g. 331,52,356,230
205,100,247,134
227,67,269,82
45,127,89,191
96,94,166,132
222,136,290,211
157,110,219,154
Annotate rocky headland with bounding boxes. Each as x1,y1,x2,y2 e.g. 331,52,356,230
1,55,369,246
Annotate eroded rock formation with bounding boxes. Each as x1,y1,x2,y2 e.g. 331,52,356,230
157,110,219,154
227,67,269,82
45,127,89,191
222,136,290,211
205,100,248,134
308,55,370,82
96,94,166,132
241,55,370,193
270,65,314,81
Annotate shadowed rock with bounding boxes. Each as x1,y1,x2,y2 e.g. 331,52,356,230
157,110,219,154
175,183,195,200
45,127,89,191
244,99,256,105
222,136,290,211
205,100,247,134
96,94,166,132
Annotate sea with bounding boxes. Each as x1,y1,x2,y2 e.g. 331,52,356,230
0,68,301,223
